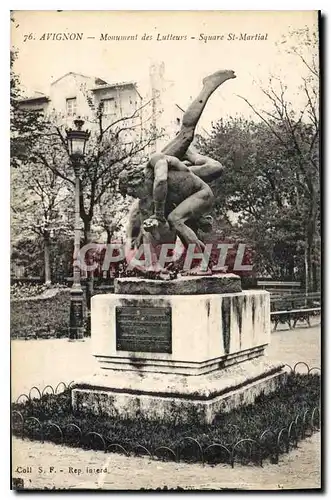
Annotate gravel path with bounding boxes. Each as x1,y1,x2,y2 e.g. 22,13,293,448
12,433,320,490
11,321,321,401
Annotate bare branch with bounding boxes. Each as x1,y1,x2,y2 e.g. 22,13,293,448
55,126,70,154
261,109,282,121
292,101,310,132
303,78,318,129
236,94,286,145
292,47,319,78
35,152,74,186
113,114,154,140
101,97,155,135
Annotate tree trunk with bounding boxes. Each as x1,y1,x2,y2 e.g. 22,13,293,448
306,182,318,294
289,254,295,281
312,261,318,292
44,232,51,284
106,228,113,244
307,240,313,293
304,244,309,297
83,218,92,245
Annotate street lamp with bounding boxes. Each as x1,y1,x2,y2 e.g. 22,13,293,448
66,117,90,341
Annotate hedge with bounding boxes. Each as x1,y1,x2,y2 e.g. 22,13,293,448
11,288,72,339
12,373,320,466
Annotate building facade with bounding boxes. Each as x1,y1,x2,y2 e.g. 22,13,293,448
18,72,143,133
17,66,202,153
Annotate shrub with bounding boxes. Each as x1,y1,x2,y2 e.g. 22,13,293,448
10,282,69,300
11,282,48,299
11,287,72,339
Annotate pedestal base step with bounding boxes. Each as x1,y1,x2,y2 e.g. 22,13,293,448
96,345,266,376
72,359,287,424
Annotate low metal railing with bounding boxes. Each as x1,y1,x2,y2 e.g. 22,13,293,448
11,365,321,468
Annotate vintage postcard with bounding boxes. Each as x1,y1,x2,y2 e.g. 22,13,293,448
11,10,321,491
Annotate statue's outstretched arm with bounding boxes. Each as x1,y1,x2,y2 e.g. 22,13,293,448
125,200,141,250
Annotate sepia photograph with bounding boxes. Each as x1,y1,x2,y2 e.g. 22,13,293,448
10,9,321,491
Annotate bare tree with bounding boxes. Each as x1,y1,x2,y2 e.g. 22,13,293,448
11,164,71,283
30,95,162,244
237,26,319,291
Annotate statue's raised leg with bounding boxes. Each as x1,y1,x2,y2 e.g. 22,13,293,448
162,69,236,159
184,144,225,183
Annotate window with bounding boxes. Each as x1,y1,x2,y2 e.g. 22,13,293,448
101,98,116,117
66,98,77,116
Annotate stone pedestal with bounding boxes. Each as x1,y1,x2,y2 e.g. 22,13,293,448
72,275,286,423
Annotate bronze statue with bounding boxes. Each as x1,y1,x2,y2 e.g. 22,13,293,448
118,69,236,275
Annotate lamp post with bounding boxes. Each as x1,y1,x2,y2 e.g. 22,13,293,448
66,118,90,341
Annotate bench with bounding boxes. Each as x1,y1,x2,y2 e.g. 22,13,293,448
270,307,321,331
257,280,301,291
270,292,320,312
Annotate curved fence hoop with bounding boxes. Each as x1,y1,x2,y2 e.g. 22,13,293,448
12,409,24,422
155,446,177,462
84,432,106,452
293,362,310,374
132,444,153,459
231,438,262,468
28,386,42,400
302,409,313,437
259,428,276,442
311,407,320,430
55,382,67,394
25,416,42,427
42,422,63,444
259,428,278,464
308,367,321,375
11,410,24,434
63,423,83,441
288,421,298,447
302,408,311,425
295,413,305,440
294,413,301,428
204,443,231,464
68,381,75,389
106,443,129,456
283,364,294,373
24,416,43,439
277,427,289,454
181,437,204,464
224,424,241,446
16,393,30,404
42,385,55,396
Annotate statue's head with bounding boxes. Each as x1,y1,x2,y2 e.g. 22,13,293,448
118,166,145,198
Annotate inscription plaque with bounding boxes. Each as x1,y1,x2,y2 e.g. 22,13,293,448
116,306,172,353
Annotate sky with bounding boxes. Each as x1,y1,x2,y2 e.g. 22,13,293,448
11,10,319,128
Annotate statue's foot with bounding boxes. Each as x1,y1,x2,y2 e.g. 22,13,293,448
180,266,213,277
143,217,169,233
159,270,171,281
203,70,236,90
145,264,171,280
